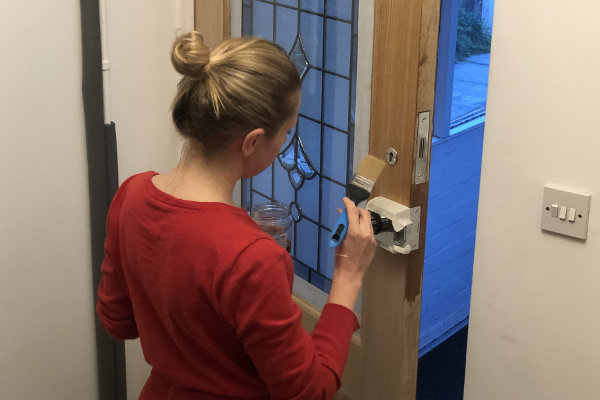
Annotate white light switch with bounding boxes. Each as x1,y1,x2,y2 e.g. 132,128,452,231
568,208,576,222
559,206,567,220
541,186,592,239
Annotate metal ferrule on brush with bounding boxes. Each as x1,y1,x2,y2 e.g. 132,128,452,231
347,175,375,204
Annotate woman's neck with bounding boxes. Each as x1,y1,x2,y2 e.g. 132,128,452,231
152,146,241,205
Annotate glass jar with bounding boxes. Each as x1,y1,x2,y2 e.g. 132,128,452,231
250,201,292,252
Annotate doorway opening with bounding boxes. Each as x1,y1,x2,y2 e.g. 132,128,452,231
417,0,494,398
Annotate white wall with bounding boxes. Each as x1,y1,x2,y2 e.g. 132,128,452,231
0,1,98,399
464,1,600,399
104,1,191,397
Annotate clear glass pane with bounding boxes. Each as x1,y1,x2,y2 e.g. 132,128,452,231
319,227,335,279
326,0,353,21
300,12,323,68
325,18,352,77
253,164,272,197
296,174,319,221
300,0,324,14
276,6,298,51
295,218,318,267
323,73,349,131
297,117,321,174
299,69,322,121
252,2,274,40
321,127,347,184
274,162,295,205
320,178,346,229
277,0,298,7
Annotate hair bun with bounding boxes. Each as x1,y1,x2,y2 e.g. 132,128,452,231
171,31,211,79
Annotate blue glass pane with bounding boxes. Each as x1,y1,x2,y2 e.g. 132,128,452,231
320,178,346,229
273,161,295,205
294,260,310,281
326,0,353,21
300,12,323,68
252,191,271,206
253,2,274,40
322,127,347,184
275,6,298,51
296,218,318,268
300,0,324,14
310,272,332,293
297,174,319,221
319,227,335,279
289,169,303,189
298,117,321,174
252,164,272,197
299,69,322,121
325,19,351,76
323,73,349,131
297,143,317,178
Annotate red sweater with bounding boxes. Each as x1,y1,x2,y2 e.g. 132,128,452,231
96,172,359,400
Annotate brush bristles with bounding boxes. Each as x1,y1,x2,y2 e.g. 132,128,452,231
347,155,386,203
353,155,386,184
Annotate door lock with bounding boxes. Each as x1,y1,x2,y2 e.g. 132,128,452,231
367,197,420,254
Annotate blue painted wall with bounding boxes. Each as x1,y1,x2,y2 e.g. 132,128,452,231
419,124,484,355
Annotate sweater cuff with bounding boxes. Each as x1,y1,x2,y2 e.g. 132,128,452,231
320,303,360,332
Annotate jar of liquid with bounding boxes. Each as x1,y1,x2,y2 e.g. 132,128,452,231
250,201,292,252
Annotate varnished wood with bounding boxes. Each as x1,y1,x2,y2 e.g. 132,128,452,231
194,0,231,48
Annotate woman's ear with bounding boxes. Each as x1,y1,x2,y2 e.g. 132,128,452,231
241,128,266,157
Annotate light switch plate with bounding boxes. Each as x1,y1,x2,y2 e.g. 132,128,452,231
541,186,591,239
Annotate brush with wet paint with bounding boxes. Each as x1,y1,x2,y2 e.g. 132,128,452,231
329,155,386,248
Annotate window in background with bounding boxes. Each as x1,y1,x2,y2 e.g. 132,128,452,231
435,0,494,139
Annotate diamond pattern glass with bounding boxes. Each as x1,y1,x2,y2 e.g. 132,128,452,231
289,35,309,80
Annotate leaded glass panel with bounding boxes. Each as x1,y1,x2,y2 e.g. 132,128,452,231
242,0,359,294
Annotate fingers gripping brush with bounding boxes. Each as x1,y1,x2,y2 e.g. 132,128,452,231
329,155,386,248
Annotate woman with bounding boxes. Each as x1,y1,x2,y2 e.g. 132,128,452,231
97,31,376,400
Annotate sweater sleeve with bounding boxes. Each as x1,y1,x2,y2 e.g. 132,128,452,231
218,239,359,400
96,179,139,340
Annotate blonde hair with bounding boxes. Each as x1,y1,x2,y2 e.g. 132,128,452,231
170,32,301,154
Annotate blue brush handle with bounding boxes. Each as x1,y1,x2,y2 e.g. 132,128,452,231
329,208,349,248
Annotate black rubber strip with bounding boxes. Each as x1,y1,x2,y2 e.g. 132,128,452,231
79,1,126,399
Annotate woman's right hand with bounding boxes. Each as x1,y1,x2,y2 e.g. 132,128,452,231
327,197,377,310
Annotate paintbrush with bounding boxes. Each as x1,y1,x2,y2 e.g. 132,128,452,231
329,155,386,248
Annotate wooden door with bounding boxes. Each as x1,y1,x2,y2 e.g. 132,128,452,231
196,1,441,398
